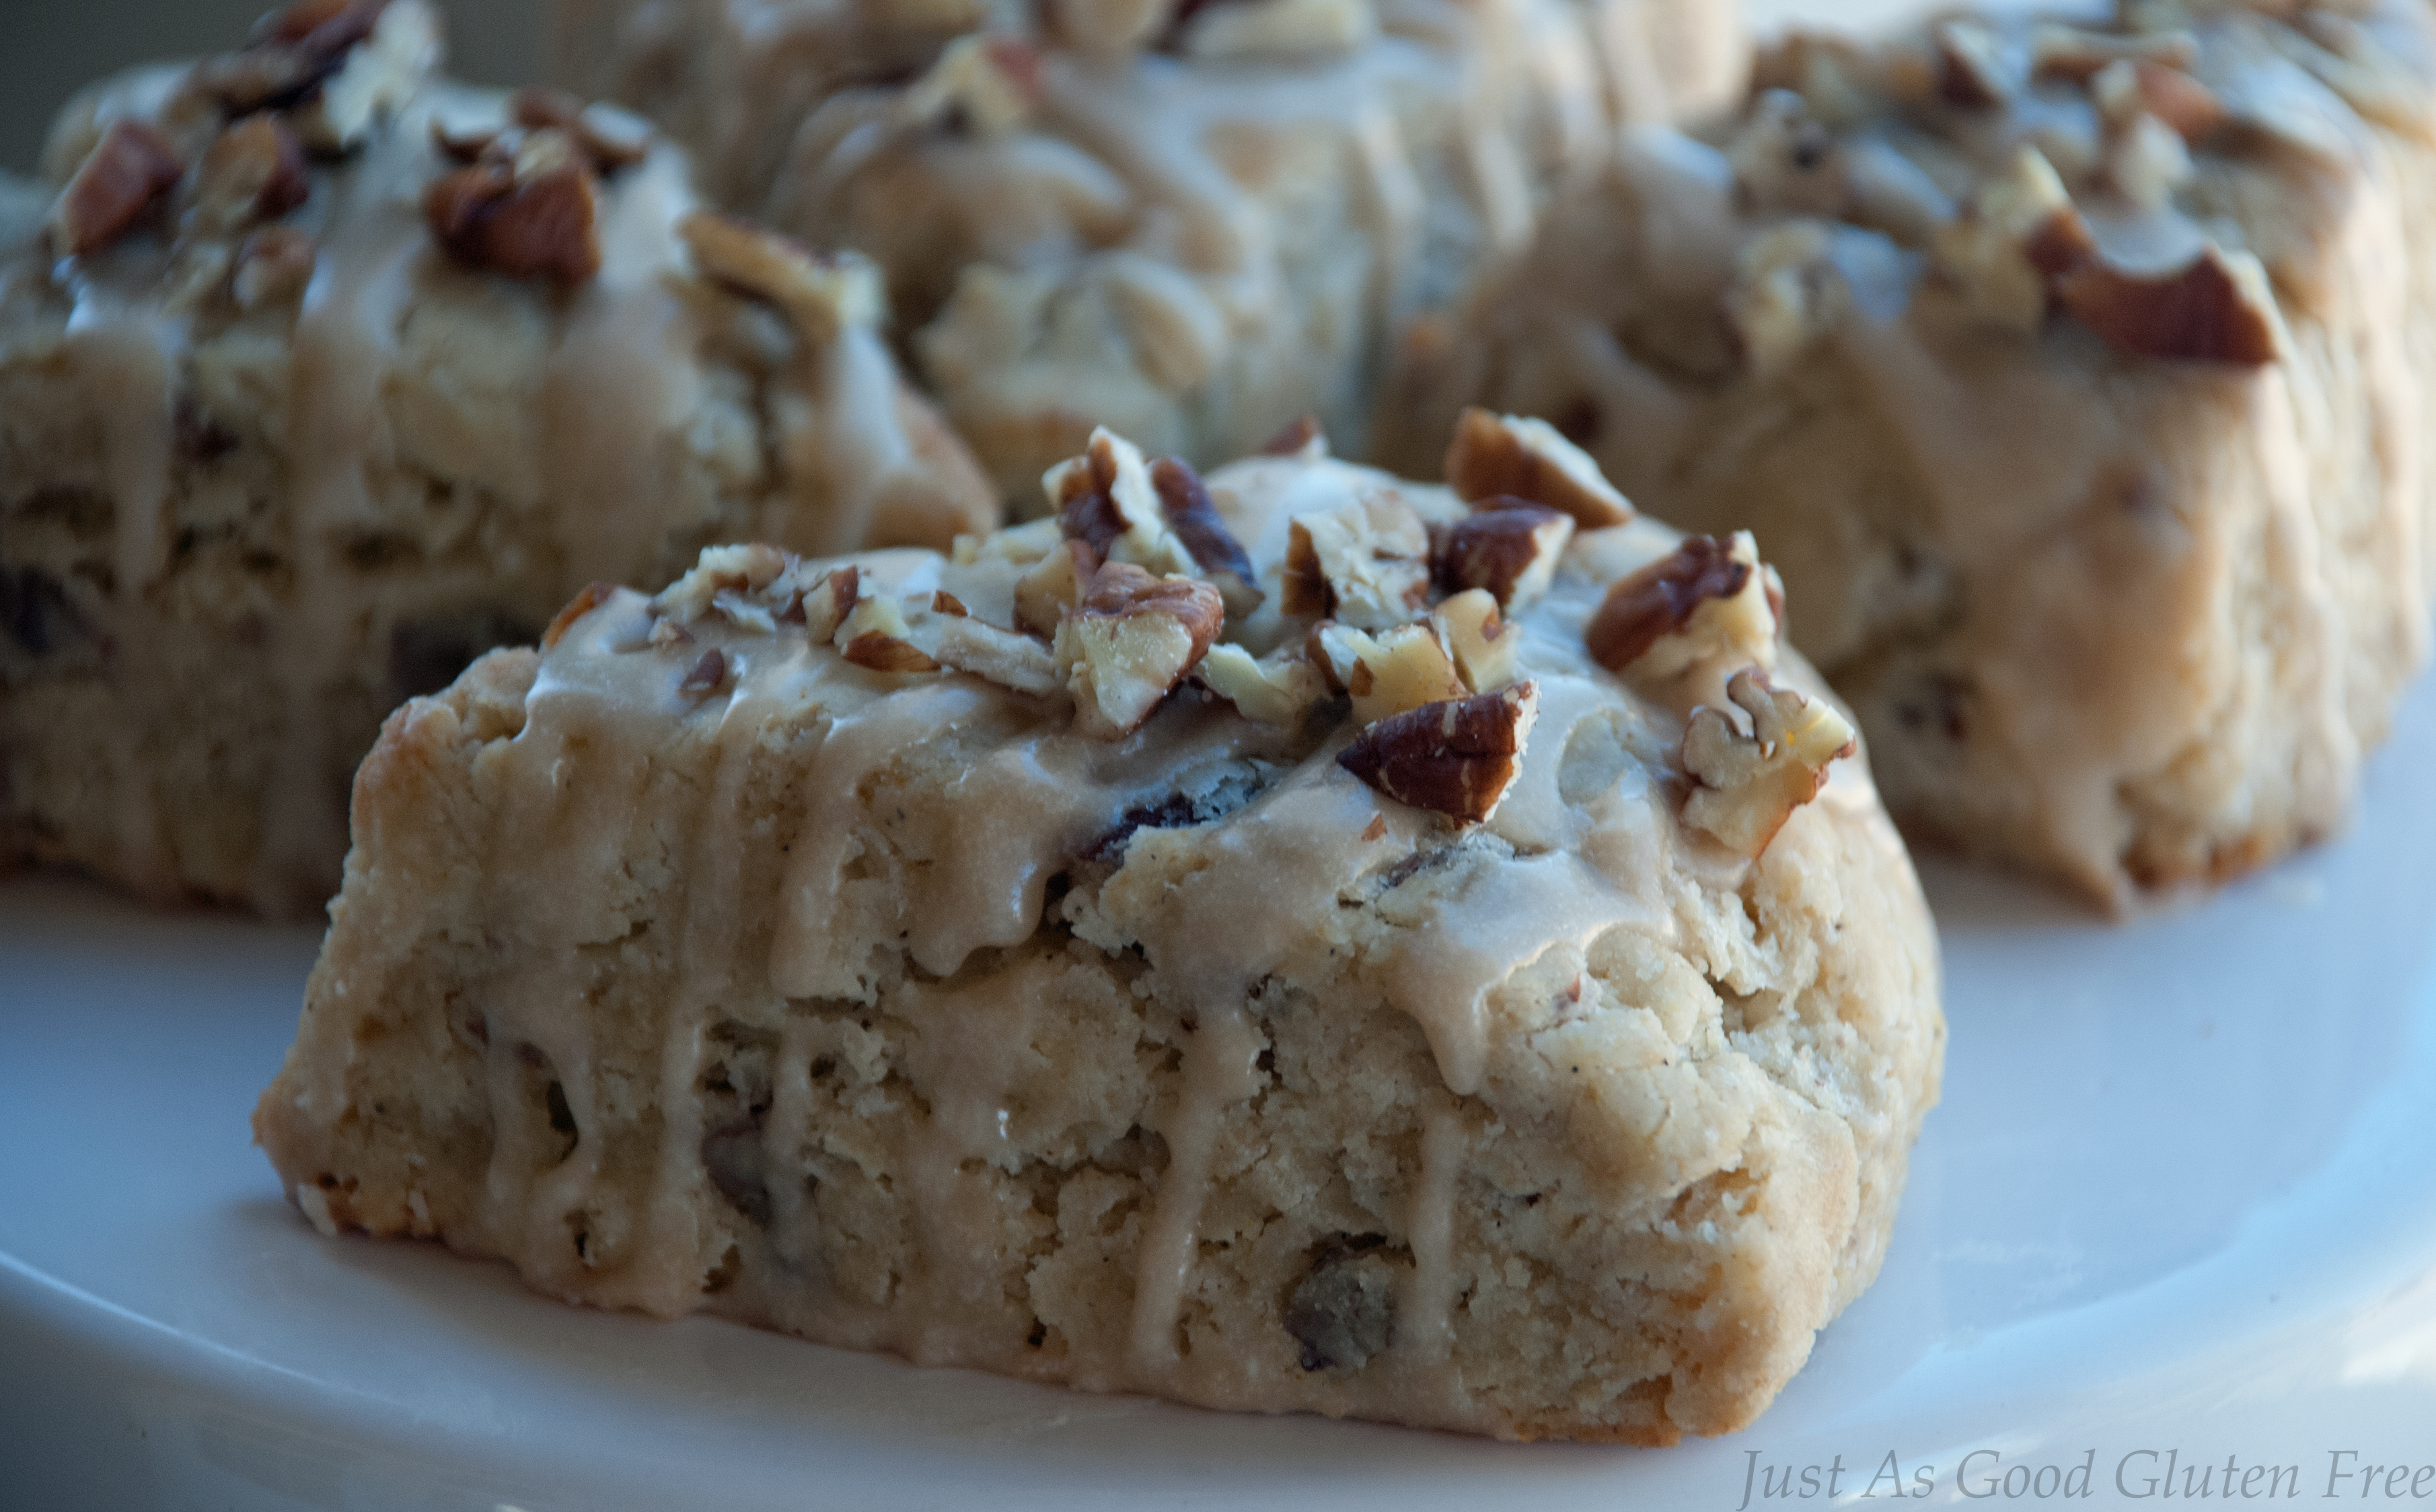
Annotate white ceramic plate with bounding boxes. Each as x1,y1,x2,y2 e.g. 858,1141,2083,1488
5,668,2434,1511
8,1,2436,1506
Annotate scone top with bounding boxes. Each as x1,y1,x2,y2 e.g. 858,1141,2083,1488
32,0,893,363
576,410,1859,862
1669,0,2436,378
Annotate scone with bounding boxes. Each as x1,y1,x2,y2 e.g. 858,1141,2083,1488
554,0,1746,496
1381,0,2436,907
256,418,1944,1443
0,0,997,915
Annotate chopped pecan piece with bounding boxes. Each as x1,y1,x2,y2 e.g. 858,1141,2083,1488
679,647,731,695
1434,589,1520,692
1444,409,1632,529
838,596,943,674
899,34,1043,137
543,581,621,649
510,87,652,172
424,130,601,285
189,114,311,237
1259,414,1325,457
1934,19,2014,108
288,0,439,154
2057,245,2286,366
2030,23,2196,83
1313,621,1467,726
1197,644,1330,726
1931,145,2092,333
1056,563,1226,738
654,543,788,626
50,120,184,257
232,225,319,309
678,211,882,345
1016,539,1098,638
1431,502,1572,611
191,0,387,114
1049,428,1204,583
935,615,1062,696
1149,457,1258,609
1681,669,1857,857
1280,492,1433,630
1586,533,1776,678
782,564,860,642
1728,223,1850,377
1337,682,1541,824
2090,58,2226,143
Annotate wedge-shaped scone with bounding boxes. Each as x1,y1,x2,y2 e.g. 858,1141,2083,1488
1384,0,2436,907
0,0,996,915
554,0,1746,496
258,423,1942,1443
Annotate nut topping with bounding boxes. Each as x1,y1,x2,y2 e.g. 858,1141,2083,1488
287,0,440,154
1433,589,1520,693
679,647,731,695
1049,428,1203,583
1279,492,1433,630
1586,532,1776,679
783,564,860,643
1259,414,1325,457
1196,644,1329,726
1056,563,1225,738
653,543,788,626
1931,145,2091,334
232,224,319,309
2056,244,2287,366
1681,669,1857,858
190,0,387,116
1430,502,1572,611
1016,539,1098,638
1444,409,1633,529
838,596,943,674
678,211,883,345
1933,19,2014,108
424,129,602,285
1149,457,1259,611
1313,621,1467,726
2030,23,2196,83
50,120,185,257
544,581,620,649
509,87,653,173
1337,682,1541,824
934,615,1062,696
189,114,311,238
899,34,1043,138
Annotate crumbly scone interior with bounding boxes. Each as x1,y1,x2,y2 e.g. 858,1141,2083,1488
259,423,1942,1444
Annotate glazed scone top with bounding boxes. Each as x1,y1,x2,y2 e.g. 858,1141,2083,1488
1561,0,2436,387
6,0,996,907
523,415,1869,1100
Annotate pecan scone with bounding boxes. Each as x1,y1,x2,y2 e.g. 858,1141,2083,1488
257,417,1942,1444
1382,0,2436,907
554,0,1746,497
0,0,996,915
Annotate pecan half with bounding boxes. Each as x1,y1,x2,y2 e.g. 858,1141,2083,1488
1681,669,1857,858
424,130,601,285
1444,408,1633,529
1337,682,1541,824
1430,502,1572,611
2057,245,2285,366
1056,562,1226,738
50,120,185,257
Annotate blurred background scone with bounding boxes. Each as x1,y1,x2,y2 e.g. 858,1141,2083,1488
0,0,996,915
1383,0,2436,907
553,0,1746,498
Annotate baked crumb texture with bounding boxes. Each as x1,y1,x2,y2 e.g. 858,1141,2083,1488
1382,0,2436,908
0,0,996,915
552,0,1746,498
258,426,1943,1444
